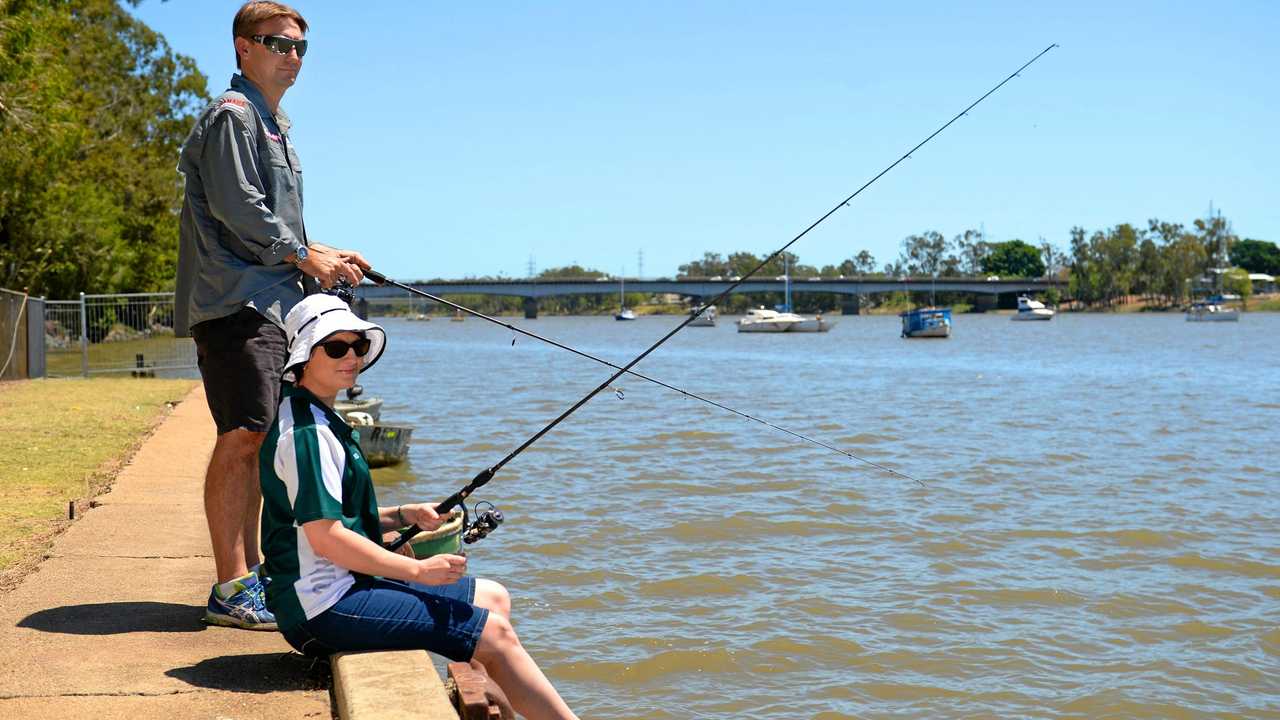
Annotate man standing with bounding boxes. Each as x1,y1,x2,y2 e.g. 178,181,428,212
176,1,367,630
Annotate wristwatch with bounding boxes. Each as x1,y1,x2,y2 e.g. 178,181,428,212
290,244,309,267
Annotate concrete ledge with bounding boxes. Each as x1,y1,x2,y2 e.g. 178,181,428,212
332,650,458,720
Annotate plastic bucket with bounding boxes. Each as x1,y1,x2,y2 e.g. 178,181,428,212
406,511,464,558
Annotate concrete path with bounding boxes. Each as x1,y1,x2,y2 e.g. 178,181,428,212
0,385,331,719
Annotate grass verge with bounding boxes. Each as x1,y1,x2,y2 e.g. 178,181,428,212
0,377,197,592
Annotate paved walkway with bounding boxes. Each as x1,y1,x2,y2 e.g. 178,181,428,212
0,385,331,719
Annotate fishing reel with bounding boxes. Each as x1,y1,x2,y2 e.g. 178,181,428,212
325,276,357,304
461,501,504,545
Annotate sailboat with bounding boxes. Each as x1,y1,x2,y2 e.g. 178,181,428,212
1187,209,1240,322
900,275,951,338
615,276,636,321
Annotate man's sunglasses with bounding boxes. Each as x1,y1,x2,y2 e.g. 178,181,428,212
251,34,308,58
318,337,371,359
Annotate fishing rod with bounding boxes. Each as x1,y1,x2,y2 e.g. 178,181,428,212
387,43,1058,552
363,267,910,482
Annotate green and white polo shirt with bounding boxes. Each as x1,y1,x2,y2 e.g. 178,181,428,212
259,384,382,631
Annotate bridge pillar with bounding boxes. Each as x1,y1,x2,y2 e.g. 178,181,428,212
972,294,997,313
840,296,862,315
522,297,538,319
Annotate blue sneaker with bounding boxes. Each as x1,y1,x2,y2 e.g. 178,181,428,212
204,574,277,631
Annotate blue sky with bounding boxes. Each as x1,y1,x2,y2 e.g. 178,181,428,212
130,1,1279,280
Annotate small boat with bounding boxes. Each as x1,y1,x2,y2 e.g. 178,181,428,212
451,309,465,322
1012,295,1054,321
900,307,951,338
359,423,413,468
406,313,431,321
335,397,383,422
1186,297,1239,322
737,307,799,332
615,277,636,320
687,305,717,327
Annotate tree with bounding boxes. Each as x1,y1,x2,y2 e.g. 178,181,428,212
0,0,208,297
1229,239,1280,275
1223,268,1252,309
897,231,947,276
980,239,1045,278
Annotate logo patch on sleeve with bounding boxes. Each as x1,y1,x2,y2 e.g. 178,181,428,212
217,97,249,114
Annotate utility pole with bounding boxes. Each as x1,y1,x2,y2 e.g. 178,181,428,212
527,255,536,279
637,249,644,280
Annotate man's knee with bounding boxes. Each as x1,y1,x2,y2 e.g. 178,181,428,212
215,428,268,457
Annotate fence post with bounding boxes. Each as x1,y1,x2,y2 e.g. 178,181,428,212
28,297,46,378
79,291,88,378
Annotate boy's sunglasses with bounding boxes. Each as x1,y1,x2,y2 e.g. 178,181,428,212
318,337,371,359
251,34,308,58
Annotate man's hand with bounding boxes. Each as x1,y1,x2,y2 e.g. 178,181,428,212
297,245,363,288
415,553,467,585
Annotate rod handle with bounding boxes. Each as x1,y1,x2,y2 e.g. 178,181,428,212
365,268,387,284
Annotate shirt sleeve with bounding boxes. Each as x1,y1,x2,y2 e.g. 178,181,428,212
275,424,347,523
200,107,303,265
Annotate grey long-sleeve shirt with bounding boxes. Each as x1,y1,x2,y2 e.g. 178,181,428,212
175,74,318,336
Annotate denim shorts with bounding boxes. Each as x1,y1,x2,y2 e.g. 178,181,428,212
280,577,489,662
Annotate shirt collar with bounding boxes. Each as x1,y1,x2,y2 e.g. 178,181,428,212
229,73,291,135
283,383,351,437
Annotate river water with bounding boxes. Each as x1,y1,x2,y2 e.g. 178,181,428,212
366,311,1279,719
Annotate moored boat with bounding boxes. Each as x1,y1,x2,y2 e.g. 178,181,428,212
900,307,951,338
1186,297,1239,322
737,307,799,332
687,305,717,327
1012,295,1054,321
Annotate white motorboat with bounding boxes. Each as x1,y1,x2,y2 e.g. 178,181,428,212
688,305,717,327
1012,295,1054,321
1186,298,1239,322
736,307,800,332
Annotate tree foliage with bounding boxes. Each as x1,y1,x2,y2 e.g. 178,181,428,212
1229,239,1280,275
0,0,207,298
981,239,1046,278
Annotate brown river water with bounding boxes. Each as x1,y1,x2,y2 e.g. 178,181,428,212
367,312,1279,719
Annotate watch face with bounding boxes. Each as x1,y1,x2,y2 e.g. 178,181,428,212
296,246,308,262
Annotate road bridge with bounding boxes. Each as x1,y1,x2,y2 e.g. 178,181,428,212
355,276,1065,317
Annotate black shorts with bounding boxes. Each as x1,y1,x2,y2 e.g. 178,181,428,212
192,307,288,435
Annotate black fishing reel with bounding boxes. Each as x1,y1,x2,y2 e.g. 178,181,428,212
325,276,357,304
461,501,504,545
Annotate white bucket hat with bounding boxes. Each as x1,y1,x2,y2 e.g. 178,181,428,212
283,293,386,381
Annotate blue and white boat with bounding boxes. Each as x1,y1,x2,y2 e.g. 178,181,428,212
900,307,951,338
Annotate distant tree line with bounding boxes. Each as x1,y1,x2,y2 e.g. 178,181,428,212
0,0,208,298
1067,215,1272,308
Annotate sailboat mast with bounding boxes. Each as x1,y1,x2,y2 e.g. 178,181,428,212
784,255,792,311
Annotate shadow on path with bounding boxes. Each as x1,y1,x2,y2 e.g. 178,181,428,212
166,652,331,694
18,601,205,634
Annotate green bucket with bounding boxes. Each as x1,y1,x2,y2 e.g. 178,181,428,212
406,511,464,558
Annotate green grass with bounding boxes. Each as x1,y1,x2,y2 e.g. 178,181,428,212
45,335,195,377
0,377,197,578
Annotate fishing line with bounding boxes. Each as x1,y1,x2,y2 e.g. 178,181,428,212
364,267,913,483
386,43,1057,551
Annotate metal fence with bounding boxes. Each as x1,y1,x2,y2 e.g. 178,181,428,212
44,292,197,378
